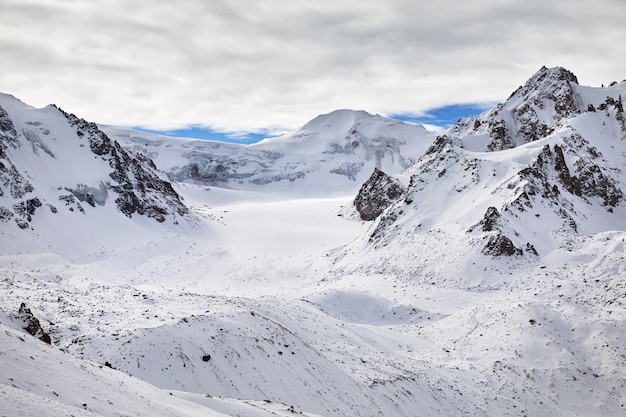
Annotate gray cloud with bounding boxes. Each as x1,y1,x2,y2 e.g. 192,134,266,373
1,0,625,132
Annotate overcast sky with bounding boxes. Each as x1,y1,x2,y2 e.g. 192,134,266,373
2,0,625,136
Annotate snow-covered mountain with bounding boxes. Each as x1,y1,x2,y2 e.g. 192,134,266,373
333,66,626,415
103,109,435,196
352,66,626,261
0,93,196,256
2,67,626,417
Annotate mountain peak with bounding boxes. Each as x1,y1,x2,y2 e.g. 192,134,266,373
296,109,416,139
106,109,434,196
448,66,587,151
0,96,192,234
352,65,626,264
525,66,579,88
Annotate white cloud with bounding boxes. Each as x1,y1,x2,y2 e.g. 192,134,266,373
1,0,625,133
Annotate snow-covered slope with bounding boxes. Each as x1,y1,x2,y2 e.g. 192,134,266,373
0,93,197,255
2,66,626,417
0,320,330,417
103,110,434,196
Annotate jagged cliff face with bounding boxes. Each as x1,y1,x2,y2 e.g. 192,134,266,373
0,94,190,231
351,67,626,262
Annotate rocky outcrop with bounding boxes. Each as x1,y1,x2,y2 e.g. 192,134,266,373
510,140,623,215
0,105,19,149
58,107,189,221
0,106,33,201
354,168,406,221
482,233,523,257
468,206,502,233
17,302,51,344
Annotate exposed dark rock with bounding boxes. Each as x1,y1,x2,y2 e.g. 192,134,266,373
4,165,34,199
476,207,501,232
486,115,515,151
58,194,85,213
365,67,625,262
0,105,19,149
0,206,13,222
533,142,623,208
13,197,42,222
55,107,189,222
525,243,539,256
450,67,584,152
575,159,624,207
424,136,453,156
502,136,623,239
515,103,552,143
482,233,523,257
57,106,112,156
552,144,579,196
17,302,51,344
15,218,29,229
354,168,406,221
369,205,403,243
4,104,186,228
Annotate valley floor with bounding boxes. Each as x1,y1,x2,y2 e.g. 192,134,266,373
1,187,625,416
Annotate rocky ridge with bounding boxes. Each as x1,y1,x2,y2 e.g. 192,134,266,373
354,67,626,258
0,94,190,230
448,66,585,151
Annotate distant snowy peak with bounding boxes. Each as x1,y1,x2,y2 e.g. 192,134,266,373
106,109,435,196
255,109,431,182
449,66,626,151
286,109,428,144
0,93,190,230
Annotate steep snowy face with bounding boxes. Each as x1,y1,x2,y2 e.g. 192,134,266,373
104,110,435,196
0,94,190,232
352,67,626,265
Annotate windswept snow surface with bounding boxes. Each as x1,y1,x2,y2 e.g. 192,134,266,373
2,69,626,416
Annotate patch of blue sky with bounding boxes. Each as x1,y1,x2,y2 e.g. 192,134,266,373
133,126,269,144
137,103,496,144
391,103,496,129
